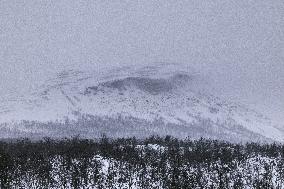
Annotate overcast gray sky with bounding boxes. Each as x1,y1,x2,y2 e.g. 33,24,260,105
0,0,283,122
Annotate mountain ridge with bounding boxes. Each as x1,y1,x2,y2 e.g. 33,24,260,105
0,64,283,142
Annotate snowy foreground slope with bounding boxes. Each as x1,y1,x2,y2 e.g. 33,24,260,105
11,154,284,189
0,64,283,142
1,138,284,188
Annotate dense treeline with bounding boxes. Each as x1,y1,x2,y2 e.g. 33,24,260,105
0,136,283,188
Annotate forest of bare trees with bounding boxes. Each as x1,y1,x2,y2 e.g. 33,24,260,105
0,135,283,188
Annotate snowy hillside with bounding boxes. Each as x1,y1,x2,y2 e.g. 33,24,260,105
0,64,283,142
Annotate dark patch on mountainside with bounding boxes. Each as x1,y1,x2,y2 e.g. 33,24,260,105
84,74,191,95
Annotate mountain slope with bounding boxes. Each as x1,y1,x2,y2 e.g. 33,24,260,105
0,64,283,142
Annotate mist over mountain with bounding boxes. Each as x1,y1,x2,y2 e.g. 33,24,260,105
0,0,283,124
0,64,283,142
0,0,283,142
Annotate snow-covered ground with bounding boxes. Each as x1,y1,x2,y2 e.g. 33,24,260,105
8,152,284,188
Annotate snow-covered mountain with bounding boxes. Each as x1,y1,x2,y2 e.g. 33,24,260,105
0,64,283,142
